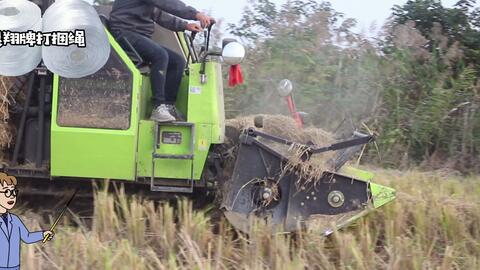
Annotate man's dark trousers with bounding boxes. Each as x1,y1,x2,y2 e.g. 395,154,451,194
114,30,186,107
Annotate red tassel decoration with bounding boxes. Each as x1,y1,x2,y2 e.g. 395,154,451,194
229,64,244,87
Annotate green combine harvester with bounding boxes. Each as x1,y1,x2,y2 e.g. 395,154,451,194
0,5,395,234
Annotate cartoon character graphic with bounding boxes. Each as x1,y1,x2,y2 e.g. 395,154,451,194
0,173,54,270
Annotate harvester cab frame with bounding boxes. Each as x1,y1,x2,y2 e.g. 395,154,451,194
0,3,396,234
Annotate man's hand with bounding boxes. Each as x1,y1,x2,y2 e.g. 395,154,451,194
186,23,203,32
43,230,54,242
195,12,214,28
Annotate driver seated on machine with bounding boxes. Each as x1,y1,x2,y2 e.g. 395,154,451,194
109,0,214,122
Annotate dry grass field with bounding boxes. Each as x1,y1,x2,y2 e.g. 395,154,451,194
16,168,480,270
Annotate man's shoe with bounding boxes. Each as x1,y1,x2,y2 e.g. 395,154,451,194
165,104,185,121
150,104,176,122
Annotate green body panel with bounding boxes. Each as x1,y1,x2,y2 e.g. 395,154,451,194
135,62,223,180
137,121,192,179
369,183,396,208
339,166,375,181
136,62,224,180
175,75,190,119
138,76,152,121
51,30,141,180
136,121,211,180
50,127,137,180
339,166,396,209
187,63,225,144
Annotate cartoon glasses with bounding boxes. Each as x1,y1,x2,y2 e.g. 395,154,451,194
0,189,19,198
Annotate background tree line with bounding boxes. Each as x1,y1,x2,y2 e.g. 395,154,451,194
225,0,480,173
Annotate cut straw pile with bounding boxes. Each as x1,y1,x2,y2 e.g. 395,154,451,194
226,114,334,145
226,115,337,185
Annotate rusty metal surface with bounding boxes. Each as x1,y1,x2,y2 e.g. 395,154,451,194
57,49,133,130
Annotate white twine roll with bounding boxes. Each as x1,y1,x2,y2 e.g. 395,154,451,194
42,0,110,78
0,0,42,76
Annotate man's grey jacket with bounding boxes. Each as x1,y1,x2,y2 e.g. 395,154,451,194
109,0,199,38
0,213,44,270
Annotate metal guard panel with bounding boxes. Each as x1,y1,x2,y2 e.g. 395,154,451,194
57,48,133,130
284,172,370,230
223,136,373,232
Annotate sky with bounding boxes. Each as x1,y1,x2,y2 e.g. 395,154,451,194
181,0,480,35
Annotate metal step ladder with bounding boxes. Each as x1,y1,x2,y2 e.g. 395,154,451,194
151,122,195,193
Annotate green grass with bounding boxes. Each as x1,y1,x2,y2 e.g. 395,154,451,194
20,169,480,270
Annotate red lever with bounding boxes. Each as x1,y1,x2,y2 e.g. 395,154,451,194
285,96,303,128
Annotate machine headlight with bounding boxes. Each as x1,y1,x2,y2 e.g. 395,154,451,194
277,79,293,97
222,41,245,66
